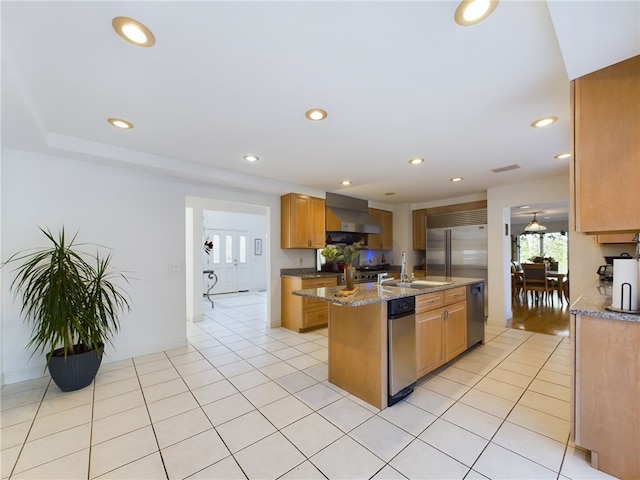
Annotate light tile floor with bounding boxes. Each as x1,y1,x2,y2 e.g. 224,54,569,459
1,292,619,479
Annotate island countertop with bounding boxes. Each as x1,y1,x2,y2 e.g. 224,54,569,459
570,282,640,323
292,276,484,306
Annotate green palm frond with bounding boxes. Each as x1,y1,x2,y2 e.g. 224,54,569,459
3,227,131,364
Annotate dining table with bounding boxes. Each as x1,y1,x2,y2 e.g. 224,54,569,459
511,266,568,304
546,270,568,303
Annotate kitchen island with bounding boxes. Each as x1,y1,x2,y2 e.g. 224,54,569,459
569,283,640,479
292,277,484,410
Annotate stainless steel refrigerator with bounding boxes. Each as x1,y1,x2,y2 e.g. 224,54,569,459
426,224,488,347
425,224,487,279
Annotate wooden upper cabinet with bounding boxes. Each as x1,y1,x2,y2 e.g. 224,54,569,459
412,208,427,250
597,233,638,244
310,196,326,247
368,208,393,250
325,206,341,232
281,193,326,249
573,55,640,234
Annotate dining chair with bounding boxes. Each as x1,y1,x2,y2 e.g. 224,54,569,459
522,263,552,304
562,271,570,303
511,261,524,300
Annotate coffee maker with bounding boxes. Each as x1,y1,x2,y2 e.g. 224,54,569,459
597,253,632,281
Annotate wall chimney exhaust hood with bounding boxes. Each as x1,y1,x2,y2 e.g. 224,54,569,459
325,192,382,234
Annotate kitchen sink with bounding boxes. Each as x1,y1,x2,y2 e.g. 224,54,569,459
385,280,453,289
411,280,454,287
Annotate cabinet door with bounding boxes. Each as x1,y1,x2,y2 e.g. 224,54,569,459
416,308,444,378
443,301,467,363
310,196,326,248
573,314,640,479
281,194,325,249
368,208,393,250
326,207,341,232
380,210,393,250
413,209,427,250
573,56,640,233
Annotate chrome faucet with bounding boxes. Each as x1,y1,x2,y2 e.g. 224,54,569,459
400,251,407,283
378,272,394,285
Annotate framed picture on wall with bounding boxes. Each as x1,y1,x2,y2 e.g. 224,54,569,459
254,238,262,256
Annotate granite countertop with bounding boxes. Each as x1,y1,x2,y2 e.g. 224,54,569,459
280,268,342,280
570,282,640,322
292,276,484,307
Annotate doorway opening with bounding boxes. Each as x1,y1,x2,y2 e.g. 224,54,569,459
509,201,569,336
186,197,268,325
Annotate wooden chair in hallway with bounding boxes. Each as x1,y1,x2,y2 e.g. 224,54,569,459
511,261,524,300
522,263,553,304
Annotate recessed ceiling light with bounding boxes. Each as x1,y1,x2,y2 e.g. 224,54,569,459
108,117,134,129
384,192,395,196
531,116,558,128
341,180,351,186
305,109,327,121
243,155,259,162
112,17,156,47
454,0,499,26
408,158,425,165
554,152,571,159
450,177,464,182
519,205,530,209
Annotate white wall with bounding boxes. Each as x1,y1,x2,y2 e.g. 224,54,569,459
0,149,292,385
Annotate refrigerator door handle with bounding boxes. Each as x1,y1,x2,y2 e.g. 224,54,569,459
445,229,452,277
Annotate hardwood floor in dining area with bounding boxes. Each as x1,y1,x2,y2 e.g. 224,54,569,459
510,295,570,337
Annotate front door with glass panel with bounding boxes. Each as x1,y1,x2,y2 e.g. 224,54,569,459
204,229,250,294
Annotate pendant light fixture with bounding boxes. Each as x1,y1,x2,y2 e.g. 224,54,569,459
525,213,547,232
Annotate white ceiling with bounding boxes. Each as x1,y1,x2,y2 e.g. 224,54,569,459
2,1,638,207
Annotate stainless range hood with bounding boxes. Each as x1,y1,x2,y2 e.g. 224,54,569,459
325,192,382,234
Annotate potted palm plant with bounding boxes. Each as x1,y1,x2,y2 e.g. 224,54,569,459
4,227,130,392
341,242,362,290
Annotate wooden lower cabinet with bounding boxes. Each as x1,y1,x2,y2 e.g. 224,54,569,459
443,301,467,362
571,313,640,479
281,276,337,332
416,287,467,378
417,308,444,377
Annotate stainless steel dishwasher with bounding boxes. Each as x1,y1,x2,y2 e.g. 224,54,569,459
466,282,485,348
388,296,417,406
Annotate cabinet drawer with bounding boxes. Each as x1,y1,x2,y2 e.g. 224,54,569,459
302,297,328,311
302,277,337,289
302,303,328,328
445,287,466,305
416,292,444,313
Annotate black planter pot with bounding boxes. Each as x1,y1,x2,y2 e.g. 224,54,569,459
48,344,104,392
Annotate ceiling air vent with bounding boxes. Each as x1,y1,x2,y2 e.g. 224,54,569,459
491,164,520,173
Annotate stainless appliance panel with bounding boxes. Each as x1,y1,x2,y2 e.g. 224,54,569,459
426,225,487,275
388,297,416,406
467,282,485,348
427,224,488,315
388,313,416,396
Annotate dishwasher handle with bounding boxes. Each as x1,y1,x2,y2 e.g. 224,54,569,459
388,311,415,320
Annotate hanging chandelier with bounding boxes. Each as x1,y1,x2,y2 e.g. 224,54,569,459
525,213,547,232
